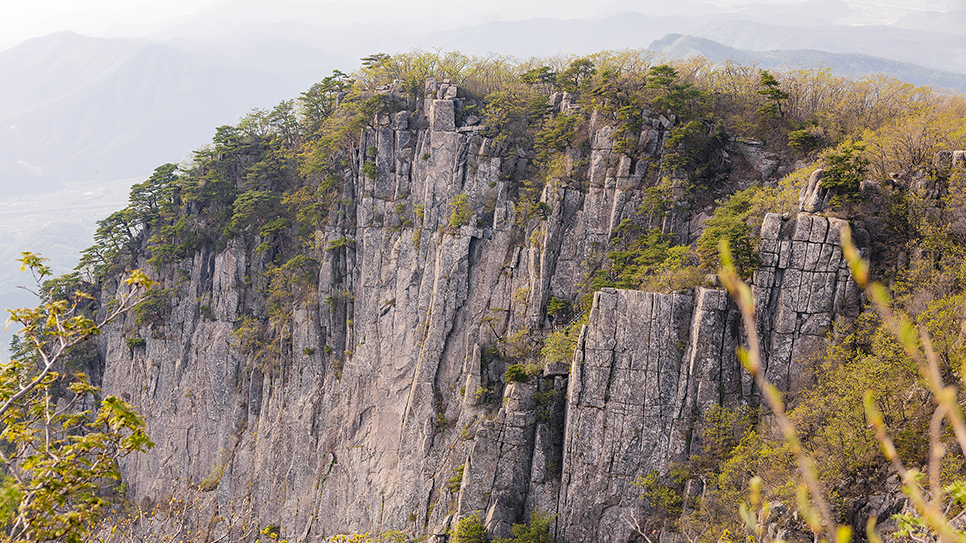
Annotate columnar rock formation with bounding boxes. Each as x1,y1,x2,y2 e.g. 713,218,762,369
97,80,860,541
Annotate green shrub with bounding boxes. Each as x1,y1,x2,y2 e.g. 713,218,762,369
361,160,377,179
639,245,705,292
534,114,578,164
587,227,691,294
540,315,586,366
377,529,407,543
231,316,267,365
479,87,533,144
689,405,759,476
451,514,487,543
474,386,493,401
638,181,675,219
506,510,554,543
134,288,175,327
662,120,729,185
819,139,868,205
228,190,279,233
646,64,707,118
745,164,813,227
788,127,824,155
534,388,555,407
529,201,551,220
755,70,789,120
790,310,932,477
125,337,146,349
684,429,795,535
326,237,353,251
447,464,464,493
545,296,570,319
446,193,472,232
258,217,291,238
557,57,595,93
636,470,684,518
696,188,759,278
505,363,530,383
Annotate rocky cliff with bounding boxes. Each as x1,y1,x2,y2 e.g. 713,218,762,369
95,79,862,542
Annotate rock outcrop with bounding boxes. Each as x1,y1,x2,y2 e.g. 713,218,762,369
95,80,861,542
553,213,855,542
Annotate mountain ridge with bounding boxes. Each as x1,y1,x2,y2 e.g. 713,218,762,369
649,33,966,92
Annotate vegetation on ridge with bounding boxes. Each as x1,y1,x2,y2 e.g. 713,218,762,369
0,254,154,542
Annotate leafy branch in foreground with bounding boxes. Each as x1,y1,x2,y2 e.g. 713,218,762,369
720,225,966,543
840,226,966,543
1,252,156,542
718,240,843,543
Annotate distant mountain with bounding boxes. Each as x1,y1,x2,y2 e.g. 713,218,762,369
156,9,966,79
0,31,348,353
417,12,708,57
149,0,723,42
893,3,966,35
180,12,713,60
715,0,856,27
695,19,966,75
649,33,966,92
0,31,347,197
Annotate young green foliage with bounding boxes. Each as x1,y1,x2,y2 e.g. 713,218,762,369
646,64,706,119
819,140,869,205
662,120,730,184
451,514,488,543
446,193,473,233
2,253,155,542
503,510,554,543
696,188,760,278
540,314,586,367
505,363,530,384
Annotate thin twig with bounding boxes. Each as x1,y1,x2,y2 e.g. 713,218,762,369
718,239,838,542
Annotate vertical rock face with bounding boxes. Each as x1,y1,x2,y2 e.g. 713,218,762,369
97,80,860,542
557,289,701,543
545,212,859,542
755,212,858,393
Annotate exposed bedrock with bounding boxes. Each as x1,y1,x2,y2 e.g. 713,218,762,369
96,79,860,542
545,212,859,542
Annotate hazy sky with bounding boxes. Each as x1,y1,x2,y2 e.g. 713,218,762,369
2,0,213,48
2,0,961,51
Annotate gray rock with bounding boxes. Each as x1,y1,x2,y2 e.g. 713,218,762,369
799,169,828,212
393,110,410,130
954,150,966,168
761,213,783,239
430,100,455,132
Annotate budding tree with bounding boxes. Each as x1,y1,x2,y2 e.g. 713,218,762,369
1,252,155,543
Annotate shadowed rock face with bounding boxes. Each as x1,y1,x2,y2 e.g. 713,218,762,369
95,80,860,542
